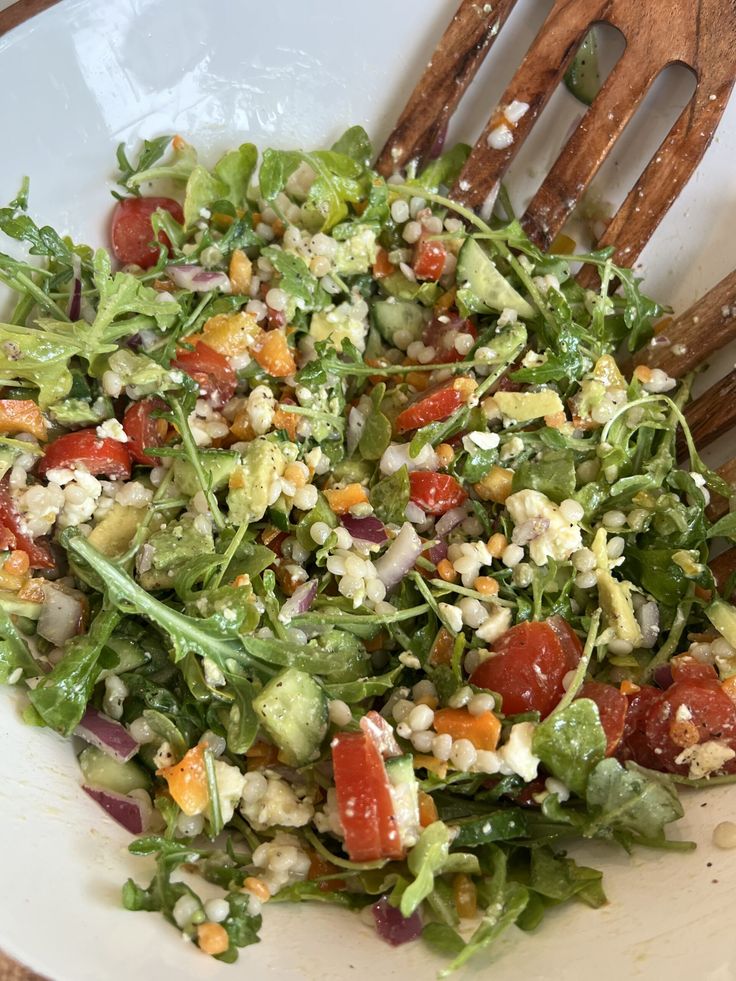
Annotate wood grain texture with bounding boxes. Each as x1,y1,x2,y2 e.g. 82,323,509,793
677,368,736,459
708,457,736,521
0,0,60,35
0,951,44,981
633,269,736,378
376,0,519,176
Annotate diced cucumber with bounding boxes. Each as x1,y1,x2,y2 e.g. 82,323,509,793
78,746,150,794
564,30,600,105
173,449,239,497
0,590,41,620
372,300,430,347
706,599,736,648
456,237,535,319
380,271,422,301
252,668,328,767
385,753,421,850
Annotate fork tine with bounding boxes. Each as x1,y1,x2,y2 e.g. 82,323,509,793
577,81,735,288
522,50,660,249
633,269,736,379
375,0,519,178
450,0,604,213
677,369,736,460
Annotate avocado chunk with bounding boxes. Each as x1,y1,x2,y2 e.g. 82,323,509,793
227,438,285,527
138,515,215,589
494,389,564,422
456,237,536,319
88,503,147,557
173,449,239,498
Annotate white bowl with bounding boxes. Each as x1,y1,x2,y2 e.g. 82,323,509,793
1,1,735,979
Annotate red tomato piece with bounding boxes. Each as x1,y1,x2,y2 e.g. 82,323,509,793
409,471,467,516
123,398,168,466
470,617,583,718
172,342,237,408
0,484,54,569
37,429,132,480
110,196,184,269
395,381,466,434
577,681,628,756
641,679,736,774
331,731,403,862
617,684,663,768
413,238,447,281
421,314,477,364
670,654,719,684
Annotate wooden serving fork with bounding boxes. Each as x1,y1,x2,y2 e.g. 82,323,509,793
377,0,735,277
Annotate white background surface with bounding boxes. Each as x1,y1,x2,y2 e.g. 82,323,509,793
0,1,735,979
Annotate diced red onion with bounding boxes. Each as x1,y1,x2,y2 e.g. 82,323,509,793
75,708,140,763
37,584,84,647
167,265,232,293
374,522,423,590
428,120,448,160
82,785,146,835
435,506,468,538
426,539,448,566
342,515,387,545
346,406,366,457
68,254,82,321
372,896,422,946
279,579,318,622
653,664,674,690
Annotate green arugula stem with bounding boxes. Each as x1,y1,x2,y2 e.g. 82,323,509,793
168,399,226,531
553,610,601,713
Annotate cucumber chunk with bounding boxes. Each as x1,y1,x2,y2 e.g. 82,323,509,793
372,300,430,346
456,237,535,319
78,746,150,794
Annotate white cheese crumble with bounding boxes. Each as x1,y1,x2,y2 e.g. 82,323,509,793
505,489,582,565
96,419,128,442
498,722,540,782
675,740,736,779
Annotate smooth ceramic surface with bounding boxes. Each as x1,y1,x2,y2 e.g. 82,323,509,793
1,1,735,978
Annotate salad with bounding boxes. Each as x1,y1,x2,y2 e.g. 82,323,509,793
1,124,736,974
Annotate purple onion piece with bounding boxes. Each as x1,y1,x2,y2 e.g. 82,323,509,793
279,579,318,622
653,664,674,690
426,539,448,566
75,708,139,763
435,506,468,538
341,514,387,545
68,253,82,320
372,896,422,946
82,785,146,835
428,120,449,160
167,264,232,293
373,522,423,591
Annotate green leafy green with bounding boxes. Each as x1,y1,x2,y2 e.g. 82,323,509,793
533,700,607,796
585,759,684,841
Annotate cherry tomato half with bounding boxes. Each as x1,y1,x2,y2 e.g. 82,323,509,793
38,429,132,480
395,380,467,434
409,471,467,516
110,196,184,269
331,731,403,862
123,398,168,466
172,342,237,408
0,484,54,569
639,679,736,774
617,684,663,768
421,314,477,364
413,238,447,281
577,681,628,756
470,616,583,718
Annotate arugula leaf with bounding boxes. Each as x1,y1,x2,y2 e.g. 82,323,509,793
224,670,259,755
533,699,607,796
413,144,471,193
0,605,38,683
122,137,198,191
261,247,330,311
28,608,121,735
331,126,373,167
400,822,479,917
212,143,258,210
511,449,576,502
440,881,529,976
370,466,410,524
528,846,606,907
89,249,180,339
0,184,71,261
0,322,81,406
584,759,684,841
116,135,175,192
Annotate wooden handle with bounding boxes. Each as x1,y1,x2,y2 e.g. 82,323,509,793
0,0,60,35
633,269,736,378
678,368,736,459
